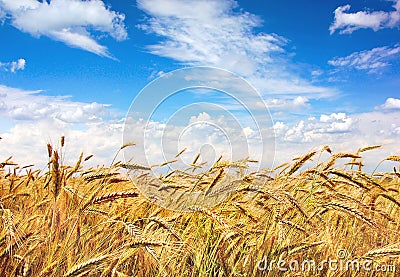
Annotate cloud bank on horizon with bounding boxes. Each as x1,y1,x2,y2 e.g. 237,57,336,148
0,0,399,172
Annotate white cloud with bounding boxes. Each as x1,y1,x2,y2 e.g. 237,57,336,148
320,112,347,123
137,0,336,99
0,58,26,72
376,97,400,111
0,112,265,170
284,120,306,142
328,45,400,73
265,96,310,111
131,111,269,169
0,85,269,169
132,108,398,172
0,0,127,57
189,112,212,123
0,84,124,168
1,87,399,173
278,112,353,144
0,84,110,123
320,113,353,133
0,119,124,169
137,0,284,72
270,110,400,172
330,1,400,34
273,121,288,138
311,70,323,78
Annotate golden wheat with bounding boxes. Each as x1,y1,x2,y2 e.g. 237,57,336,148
0,142,399,276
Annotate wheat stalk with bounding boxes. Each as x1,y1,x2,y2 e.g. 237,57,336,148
364,247,400,257
38,261,59,277
324,202,378,229
287,151,317,176
149,217,181,240
67,152,83,179
91,191,139,205
329,170,370,190
189,206,230,229
205,168,225,196
64,255,109,277
83,172,119,182
120,163,151,171
233,202,257,222
385,156,400,162
175,148,187,158
322,153,361,171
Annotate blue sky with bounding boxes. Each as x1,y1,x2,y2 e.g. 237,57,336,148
0,0,399,170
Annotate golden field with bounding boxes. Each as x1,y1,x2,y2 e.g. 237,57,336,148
1,140,400,277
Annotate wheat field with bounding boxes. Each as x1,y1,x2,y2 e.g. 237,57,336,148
1,138,399,276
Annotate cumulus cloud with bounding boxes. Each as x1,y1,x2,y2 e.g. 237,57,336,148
274,112,353,144
265,96,310,111
278,111,395,145
0,0,127,57
0,119,124,169
0,84,110,123
328,45,400,73
0,58,26,72
128,108,398,172
319,113,353,133
270,110,400,171
376,97,400,111
330,0,400,34
1,90,399,173
137,0,336,99
123,110,271,171
0,84,270,169
0,111,266,170
0,84,126,168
